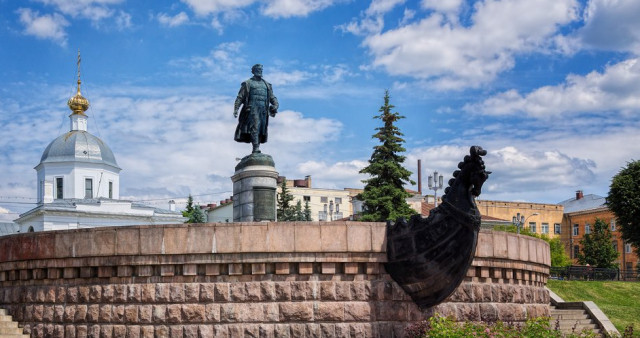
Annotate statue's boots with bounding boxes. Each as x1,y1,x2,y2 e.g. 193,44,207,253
252,142,261,154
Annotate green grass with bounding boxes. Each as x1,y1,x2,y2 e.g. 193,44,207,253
547,280,640,333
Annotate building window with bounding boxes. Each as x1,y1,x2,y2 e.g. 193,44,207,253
612,240,618,252
529,222,536,233
303,195,310,202
573,245,579,258
85,178,93,199
541,223,549,234
626,262,633,270
611,219,616,231
335,197,342,204
573,224,579,236
55,177,63,199
108,181,113,199
585,223,591,235
318,211,327,221
320,196,328,203
554,223,561,234
625,243,632,254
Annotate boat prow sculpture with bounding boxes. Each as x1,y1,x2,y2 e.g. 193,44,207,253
385,146,491,309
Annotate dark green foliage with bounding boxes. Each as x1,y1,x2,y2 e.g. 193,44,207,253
303,200,312,221
277,179,295,221
357,90,416,222
577,218,619,268
182,194,195,223
405,314,597,338
608,160,640,252
294,200,304,221
277,179,310,221
190,205,205,223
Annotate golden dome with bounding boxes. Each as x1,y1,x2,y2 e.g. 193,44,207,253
68,79,90,115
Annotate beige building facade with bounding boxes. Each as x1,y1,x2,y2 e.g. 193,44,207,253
278,176,353,221
476,200,564,238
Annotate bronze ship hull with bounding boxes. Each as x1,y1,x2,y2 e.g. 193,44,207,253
384,146,488,309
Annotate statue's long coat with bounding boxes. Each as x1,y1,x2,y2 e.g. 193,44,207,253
233,78,278,144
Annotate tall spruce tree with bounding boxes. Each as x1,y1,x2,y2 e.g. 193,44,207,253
607,160,640,251
182,194,195,222
277,179,295,221
357,90,416,222
577,218,619,268
294,200,304,221
303,200,312,221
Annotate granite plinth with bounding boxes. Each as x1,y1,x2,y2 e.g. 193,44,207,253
231,153,278,222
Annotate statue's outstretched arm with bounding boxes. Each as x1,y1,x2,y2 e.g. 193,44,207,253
233,83,246,118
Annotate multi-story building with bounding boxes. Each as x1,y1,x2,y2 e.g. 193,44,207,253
277,176,353,221
559,191,639,272
476,200,564,237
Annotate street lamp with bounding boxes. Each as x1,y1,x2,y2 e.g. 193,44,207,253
512,212,540,234
428,171,444,207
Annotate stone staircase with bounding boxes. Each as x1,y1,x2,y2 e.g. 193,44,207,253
550,304,601,336
547,287,619,337
0,308,28,338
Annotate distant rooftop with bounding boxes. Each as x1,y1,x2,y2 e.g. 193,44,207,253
558,193,606,213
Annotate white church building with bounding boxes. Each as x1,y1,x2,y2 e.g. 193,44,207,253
15,56,185,232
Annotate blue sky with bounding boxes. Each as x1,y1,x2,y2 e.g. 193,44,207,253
1,0,640,218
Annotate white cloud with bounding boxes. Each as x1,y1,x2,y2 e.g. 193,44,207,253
466,58,640,118
36,0,124,21
349,0,579,89
115,10,131,29
17,8,69,46
421,0,462,13
169,42,246,81
577,0,640,54
407,144,597,202
337,0,404,36
269,110,343,144
157,11,189,27
297,160,368,189
268,70,313,86
181,0,255,16
262,0,336,18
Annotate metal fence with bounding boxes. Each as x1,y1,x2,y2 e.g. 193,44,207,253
550,266,640,281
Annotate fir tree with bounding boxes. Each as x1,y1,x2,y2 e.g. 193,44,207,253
277,179,295,221
190,205,206,223
303,200,312,221
182,194,195,222
577,218,619,268
294,200,304,221
358,90,416,222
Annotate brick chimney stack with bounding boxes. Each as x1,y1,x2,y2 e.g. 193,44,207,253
576,190,584,200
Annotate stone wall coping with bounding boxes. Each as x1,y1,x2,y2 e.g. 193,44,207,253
0,223,550,266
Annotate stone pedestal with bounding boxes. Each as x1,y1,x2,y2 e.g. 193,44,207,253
231,153,278,222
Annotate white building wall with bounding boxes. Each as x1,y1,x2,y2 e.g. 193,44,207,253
284,187,353,221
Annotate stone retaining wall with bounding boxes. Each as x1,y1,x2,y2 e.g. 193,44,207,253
0,222,550,338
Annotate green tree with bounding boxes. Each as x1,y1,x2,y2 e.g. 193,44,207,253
357,90,416,222
577,218,619,268
607,160,640,252
182,194,195,222
294,200,304,221
277,179,295,221
548,237,572,267
303,200,312,221
190,205,205,223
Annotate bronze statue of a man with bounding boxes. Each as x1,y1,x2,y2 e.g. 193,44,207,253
233,64,279,154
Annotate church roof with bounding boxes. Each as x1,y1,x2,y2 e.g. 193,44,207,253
39,130,120,169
